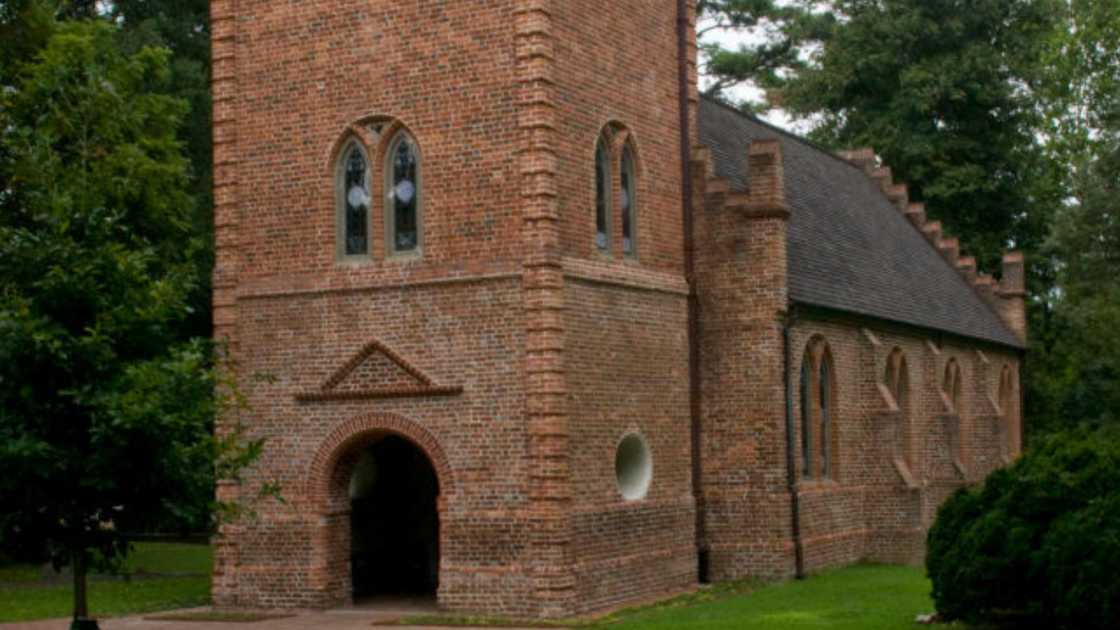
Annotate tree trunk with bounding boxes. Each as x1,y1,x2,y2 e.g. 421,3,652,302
71,551,98,630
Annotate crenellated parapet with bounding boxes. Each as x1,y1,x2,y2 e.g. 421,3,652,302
837,148,1028,345
689,137,794,580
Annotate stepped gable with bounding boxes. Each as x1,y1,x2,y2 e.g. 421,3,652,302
698,96,1024,349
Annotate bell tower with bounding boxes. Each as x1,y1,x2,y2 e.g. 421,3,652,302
211,0,700,617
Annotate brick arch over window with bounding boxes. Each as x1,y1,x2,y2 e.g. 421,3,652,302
303,413,454,606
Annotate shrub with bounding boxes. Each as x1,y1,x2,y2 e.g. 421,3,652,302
926,426,1120,629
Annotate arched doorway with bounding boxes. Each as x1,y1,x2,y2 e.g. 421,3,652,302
348,435,440,601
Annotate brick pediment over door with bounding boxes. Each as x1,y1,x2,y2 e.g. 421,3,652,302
295,340,463,402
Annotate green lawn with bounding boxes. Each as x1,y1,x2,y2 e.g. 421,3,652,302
402,564,957,630
3,550,952,629
0,543,212,623
595,565,957,630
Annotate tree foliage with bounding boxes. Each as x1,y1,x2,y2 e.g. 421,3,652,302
697,0,833,110
927,426,1120,628
778,0,1063,276
0,14,261,622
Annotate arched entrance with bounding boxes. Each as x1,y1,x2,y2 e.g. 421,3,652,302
307,414,452,609
347,435,440,601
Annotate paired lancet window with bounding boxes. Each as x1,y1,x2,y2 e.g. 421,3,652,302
336,124,422,261
594,125,639,257
800,337,836,480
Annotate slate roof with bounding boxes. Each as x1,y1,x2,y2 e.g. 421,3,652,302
698,96,1024,349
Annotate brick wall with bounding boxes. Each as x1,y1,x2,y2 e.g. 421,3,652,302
550,0,698,614
787,315,1021,571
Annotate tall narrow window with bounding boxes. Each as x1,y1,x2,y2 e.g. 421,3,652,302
339,142,370,258
944,359,962,413
998,365,1014,460
801,337,837,480
800,358,812,478
386,132,421,254
621,145,636,256
595,137,610,251
885,348,911,467
819,358,831,478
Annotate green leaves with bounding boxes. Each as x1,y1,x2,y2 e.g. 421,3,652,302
698,0,833,110
0,15,263,585
927,427,1120,628
782,0,1062,274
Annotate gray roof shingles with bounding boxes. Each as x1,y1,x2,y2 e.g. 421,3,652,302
698,96,1024,349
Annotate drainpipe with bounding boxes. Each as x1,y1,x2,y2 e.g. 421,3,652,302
783,309,806,579
676,0,706,580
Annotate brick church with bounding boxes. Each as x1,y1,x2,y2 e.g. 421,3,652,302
209,0,1026,618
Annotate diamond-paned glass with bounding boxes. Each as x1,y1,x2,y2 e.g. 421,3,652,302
820,359,831,478
801,358,812,478
343,146,369,256
390,136,419,252
621,147,635,255
595,138,609,250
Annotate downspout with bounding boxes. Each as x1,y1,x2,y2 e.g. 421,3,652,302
676,0,706,580
783,308,806,579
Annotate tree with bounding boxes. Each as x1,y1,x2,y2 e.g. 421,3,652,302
1025,1,1120,433
779,0,1064,277
1030,141,1120,431
927,426,1120,628
0,18,260,629
697,0,833,111
108,0,214,340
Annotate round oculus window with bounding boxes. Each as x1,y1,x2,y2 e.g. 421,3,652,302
615,433,653,501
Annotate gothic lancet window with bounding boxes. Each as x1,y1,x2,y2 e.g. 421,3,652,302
800,358,812,477
339,142,371,259
386,132,421,254
885,348,911,466
944,359,963,413
998,364,1015,460
595,136,611,251
800,337,836,480
819,357,832,478
621,144,636,256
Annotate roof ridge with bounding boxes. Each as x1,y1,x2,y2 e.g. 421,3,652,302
698,94,868,175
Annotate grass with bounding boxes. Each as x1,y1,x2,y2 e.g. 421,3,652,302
0,542,212,623
400,565,962,630
594,565,957,630
2,550,957,628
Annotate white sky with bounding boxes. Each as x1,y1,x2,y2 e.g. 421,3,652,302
698,15,812,134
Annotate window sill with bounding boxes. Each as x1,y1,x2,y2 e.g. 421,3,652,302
385,250,423,263
797,478,840,491
336,257,374,266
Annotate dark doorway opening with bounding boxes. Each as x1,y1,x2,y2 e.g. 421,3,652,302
349,435,439,601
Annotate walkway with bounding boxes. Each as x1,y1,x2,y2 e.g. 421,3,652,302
0,605,551,630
